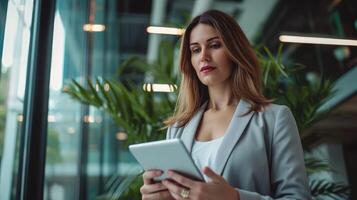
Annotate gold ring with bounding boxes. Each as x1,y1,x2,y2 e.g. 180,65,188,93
180,188,190,198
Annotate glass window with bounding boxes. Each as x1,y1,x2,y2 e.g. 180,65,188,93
0,0,34,199
43,0,191,199
44,0,123,199
43,1,87,199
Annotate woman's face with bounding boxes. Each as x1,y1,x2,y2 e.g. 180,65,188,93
189,23,233,87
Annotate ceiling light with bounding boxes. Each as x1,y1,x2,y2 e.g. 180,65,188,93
279,35,357,46
147,26,184,35
83,24,105,32
143,83,177,92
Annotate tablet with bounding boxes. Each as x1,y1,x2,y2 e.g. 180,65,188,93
129,138,204,182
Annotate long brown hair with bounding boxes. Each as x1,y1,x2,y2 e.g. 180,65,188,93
164,10,271,127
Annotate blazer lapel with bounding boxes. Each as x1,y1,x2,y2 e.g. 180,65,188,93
213,100,255,175
180,102,208,151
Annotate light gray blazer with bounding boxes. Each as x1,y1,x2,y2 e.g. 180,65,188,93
166,100,312,200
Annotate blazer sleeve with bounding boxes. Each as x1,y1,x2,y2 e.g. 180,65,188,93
237,106,312,200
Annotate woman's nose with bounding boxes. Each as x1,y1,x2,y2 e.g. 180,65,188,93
200,48,210,61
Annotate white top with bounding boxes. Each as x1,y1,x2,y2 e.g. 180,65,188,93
191,136,224,182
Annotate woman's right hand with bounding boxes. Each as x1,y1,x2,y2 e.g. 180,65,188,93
141,170,174,200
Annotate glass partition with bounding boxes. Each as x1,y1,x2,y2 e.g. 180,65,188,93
44,0,124,199
0,0,34,199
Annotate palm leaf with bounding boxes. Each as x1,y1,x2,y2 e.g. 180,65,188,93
96,170,143,200
310,180,349,200
87,78,103,106
305,156,332,175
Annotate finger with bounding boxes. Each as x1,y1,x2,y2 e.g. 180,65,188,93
140,182,167,194
170,191,183,200
162,179,184,196
202,167,223,182
143,170,163,184
167,170,195,188
142,190,172,200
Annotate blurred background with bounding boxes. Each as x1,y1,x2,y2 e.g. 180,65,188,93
0,0,356,199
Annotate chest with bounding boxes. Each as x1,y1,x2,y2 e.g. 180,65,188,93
195,108,235,140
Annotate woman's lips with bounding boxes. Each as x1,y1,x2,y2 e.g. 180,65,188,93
200,66,216,73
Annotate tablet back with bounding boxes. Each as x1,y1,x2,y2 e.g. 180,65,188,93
129,139,204,182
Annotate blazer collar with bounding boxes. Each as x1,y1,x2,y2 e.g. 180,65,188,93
180,99,255,175
213,99,255,175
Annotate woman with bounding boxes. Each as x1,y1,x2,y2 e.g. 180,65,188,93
140,10,311,200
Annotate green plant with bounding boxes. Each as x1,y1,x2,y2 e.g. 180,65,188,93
64,42,349,199
257,45,349,199
96,170,143,200
256,45,336,132
64,41,178,146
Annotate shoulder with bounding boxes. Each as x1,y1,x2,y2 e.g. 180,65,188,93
262,103,290,115
251,103,297,132
259,103,299,136
257,103,295,122
166,122,184,139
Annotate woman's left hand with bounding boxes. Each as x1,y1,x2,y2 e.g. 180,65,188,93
162,167,239,200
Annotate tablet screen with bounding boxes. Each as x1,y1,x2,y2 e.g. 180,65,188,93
129,139,204,182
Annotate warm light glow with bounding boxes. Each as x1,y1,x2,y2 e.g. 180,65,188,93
104,83,110,91
94,83,110,91
17,115,23,122
147,26,184,35
143,83,177,92
48,115,56,122
83,115,95,123
83,24,106,32
17,115,58,122
116,132,128,141
279,35,357,46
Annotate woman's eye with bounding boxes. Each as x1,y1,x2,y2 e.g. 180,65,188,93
210,43,221,49
191,48,200,54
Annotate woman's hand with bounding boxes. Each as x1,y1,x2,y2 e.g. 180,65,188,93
140,170,175,200
162,167,240,200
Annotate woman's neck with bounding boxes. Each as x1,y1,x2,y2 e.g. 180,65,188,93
207,84,238,111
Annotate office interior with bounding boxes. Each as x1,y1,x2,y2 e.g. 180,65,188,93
0,0,356,199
